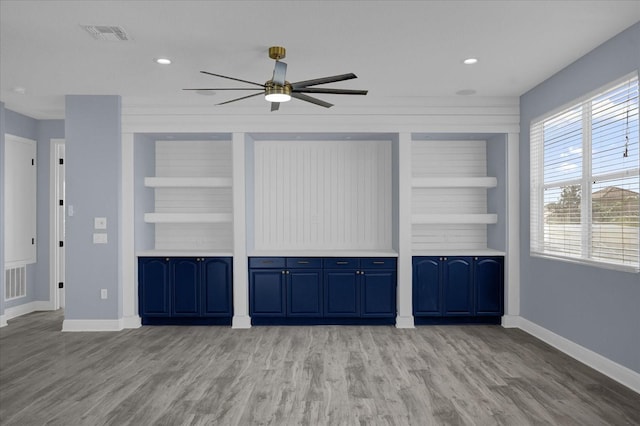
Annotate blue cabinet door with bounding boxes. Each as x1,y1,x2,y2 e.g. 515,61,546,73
412,257,442,316
250,269,286,316
287,269,322,316
171,258,200,316
474,257,504,316
139,258,170,316
202,257,232,317
361,270,396,317
324,270,359,317
443,257,473,316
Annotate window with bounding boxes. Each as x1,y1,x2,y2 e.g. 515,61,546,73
531,73,639,272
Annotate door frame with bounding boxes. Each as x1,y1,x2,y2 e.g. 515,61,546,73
49,139,65,310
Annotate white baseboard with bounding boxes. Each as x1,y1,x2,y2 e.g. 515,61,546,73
121,315,142,329
1,300,55,326
395,315,415,328
62,318,125,332
501,314,521,328
232,315,251,329
515,316,640,394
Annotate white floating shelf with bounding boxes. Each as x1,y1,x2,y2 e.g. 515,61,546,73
144,177,232,188
144,213,233,223
412,213,498,224
411,177,497,188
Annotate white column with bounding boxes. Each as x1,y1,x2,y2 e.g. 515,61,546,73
502,132,521,327
121,132,140,328
232,132,250,328
396,132,414,328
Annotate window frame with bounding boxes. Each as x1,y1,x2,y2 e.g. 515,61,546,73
530,72,640,273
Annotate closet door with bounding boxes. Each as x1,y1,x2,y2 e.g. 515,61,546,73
4,135,37,265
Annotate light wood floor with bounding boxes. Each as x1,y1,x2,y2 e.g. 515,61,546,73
1,311,638,426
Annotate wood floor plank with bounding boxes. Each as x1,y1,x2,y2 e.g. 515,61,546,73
1,311,639,426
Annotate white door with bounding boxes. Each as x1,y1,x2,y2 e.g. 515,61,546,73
53,141,65,309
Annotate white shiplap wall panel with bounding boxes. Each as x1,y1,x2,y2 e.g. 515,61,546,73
412,140,486,177
412,224,488,251
153,140,233,251
254,140,392,251
411,139,492,252
155,223,233,251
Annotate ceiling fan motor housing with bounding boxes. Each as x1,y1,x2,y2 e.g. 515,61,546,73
268,46,286,60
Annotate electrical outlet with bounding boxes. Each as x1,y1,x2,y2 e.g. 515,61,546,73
100,289,108,299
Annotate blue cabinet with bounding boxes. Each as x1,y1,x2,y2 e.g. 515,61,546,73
139,257,171,317
138,257,232,325
474,257,504,316
249,258,322,318
442,257,473,316
250,257,397,324
412,256,503,324
412,257,441,316
250,269,286,316
324,269,359,317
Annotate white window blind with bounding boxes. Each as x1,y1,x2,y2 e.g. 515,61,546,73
531,73,639,272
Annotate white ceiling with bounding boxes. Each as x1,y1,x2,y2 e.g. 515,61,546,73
1,0,639,119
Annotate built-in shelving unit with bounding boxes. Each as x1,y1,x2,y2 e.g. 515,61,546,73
142,139,233,252
411,139,502,254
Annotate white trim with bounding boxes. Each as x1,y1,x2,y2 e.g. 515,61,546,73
232,315,251,329
50,139,65,310
512,316,640,394
121,315,142,329
505,133,520,318
62,318,125,332
395,315,415,329
121,133,136,321
1,300,55,325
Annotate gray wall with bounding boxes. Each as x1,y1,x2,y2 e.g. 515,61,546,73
65,95,121,320
519,23,640,373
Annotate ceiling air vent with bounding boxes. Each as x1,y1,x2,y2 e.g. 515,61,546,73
82,25,130,41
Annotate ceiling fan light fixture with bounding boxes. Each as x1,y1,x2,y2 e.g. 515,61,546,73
265,84,291,102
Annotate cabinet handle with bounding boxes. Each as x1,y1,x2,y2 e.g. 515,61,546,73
297,261,309,264
474,257,478,261
443,257,448,260
286,270,290,275
165,258,170,262
372,261,385,265
281,270,286,275
336,261,349,265
262,260,274,264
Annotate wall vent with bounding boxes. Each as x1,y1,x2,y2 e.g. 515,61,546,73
5,266,26,301
81,25,130,41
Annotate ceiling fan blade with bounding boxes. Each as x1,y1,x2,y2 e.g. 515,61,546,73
292,88,368,95
272,61,287,85
183,88,263,91
200,71,265,88
271,102,280,112
291,73,357,89
291,92,333,108
216,92,264,106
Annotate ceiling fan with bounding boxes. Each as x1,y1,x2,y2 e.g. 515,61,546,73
184,46,368,111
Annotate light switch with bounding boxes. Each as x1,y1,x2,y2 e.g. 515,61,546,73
94,217,107,229
93,233,108,244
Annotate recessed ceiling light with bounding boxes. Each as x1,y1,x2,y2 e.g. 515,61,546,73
463,58,478,65
155,58,172,65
